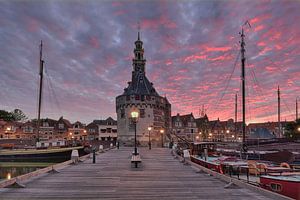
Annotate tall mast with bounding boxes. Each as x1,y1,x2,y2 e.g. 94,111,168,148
296,98,298,121
37,40,44,143
240,27,246,152
277,85,281,138
235,93,238,138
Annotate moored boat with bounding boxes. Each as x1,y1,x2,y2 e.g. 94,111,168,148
0,146,87,162
260,172,300,200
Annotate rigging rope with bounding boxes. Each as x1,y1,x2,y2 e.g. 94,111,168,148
212,50,240,116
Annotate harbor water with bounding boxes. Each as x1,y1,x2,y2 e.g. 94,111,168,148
0,162,56,181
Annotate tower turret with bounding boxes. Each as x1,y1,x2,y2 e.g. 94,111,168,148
132,31,146,74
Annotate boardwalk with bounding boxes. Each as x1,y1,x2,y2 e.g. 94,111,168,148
0,148,276,200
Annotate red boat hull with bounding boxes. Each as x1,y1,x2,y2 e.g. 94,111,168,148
190,156,223,173
260,176,300,200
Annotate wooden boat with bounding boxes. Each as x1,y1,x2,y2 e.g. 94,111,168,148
0,146,87,162
260,172,300,200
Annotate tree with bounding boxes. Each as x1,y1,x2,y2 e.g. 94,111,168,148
0,110,15,121
0,109,28,122
11,109,28,122
284,119,300,140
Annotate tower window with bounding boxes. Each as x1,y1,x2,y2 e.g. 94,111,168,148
120,109,125,118
135,95,140,100
140,109,145,118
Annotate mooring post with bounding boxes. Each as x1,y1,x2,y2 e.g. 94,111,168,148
93,148,96,164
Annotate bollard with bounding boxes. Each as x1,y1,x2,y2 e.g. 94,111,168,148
71,150,79,164
99,145,103,152
93,148,96,164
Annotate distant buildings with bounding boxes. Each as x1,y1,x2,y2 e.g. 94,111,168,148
172,113,198,142
0,117,117,145
116,32,171,146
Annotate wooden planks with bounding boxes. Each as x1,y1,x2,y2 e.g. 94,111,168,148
0,148,280,200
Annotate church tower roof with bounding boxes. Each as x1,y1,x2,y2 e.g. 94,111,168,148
122,32,159,96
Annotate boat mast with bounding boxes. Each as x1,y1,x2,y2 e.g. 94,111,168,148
296,98,298,121
240,27,246,152
278,85,281,138
37,40,44,143
235,93,237,139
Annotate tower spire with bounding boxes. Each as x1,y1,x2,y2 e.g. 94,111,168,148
137,21,141,40
132,23,146,74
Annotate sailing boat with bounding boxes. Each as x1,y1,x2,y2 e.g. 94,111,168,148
0,41,87,162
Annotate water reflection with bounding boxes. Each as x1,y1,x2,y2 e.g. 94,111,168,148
0,162,55,181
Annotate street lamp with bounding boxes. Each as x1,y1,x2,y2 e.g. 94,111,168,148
297,127,300,132
148,126,152,150
160,129,164,148
131,111,139,155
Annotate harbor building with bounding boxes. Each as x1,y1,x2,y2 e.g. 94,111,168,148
116,32,171,146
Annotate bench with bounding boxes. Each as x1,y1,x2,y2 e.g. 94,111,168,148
131,154,142,168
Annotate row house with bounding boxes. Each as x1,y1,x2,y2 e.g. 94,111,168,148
248,121,291,138
92,117,117,142
0,120,30,140
172,113,198,142
68,121,87,141
194,116,245,142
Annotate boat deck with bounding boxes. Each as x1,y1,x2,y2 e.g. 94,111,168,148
0,148,280,199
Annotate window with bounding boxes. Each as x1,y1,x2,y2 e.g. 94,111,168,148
191,129,194,133
74,131,79,135
57,142,60,146
75,124,79,128
126,95,130,101
58,123,64,129
270,183,282,192
101,129,106,133
140,109,145,118
141,95,145,101
135,95,140,100
107,128,112,133
121,109,125,118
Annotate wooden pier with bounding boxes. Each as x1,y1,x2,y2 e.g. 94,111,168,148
0,148,287,199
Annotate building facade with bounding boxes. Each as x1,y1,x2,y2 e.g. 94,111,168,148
116,32,171,146
93,117,117,142
172,113,198,142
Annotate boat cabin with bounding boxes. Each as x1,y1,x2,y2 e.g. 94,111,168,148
191,142,217,156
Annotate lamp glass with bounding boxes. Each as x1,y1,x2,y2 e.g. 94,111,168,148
131,111,139,118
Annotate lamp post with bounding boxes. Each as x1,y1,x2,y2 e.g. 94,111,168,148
131,111,139,155
148,126,152,150
160,129,164,148
226,130,230,142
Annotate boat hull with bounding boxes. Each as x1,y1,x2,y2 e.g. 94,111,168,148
260,176,300,200
0,147,87,162
191,156,223,173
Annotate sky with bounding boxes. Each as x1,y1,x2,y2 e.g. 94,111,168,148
0,0,299,124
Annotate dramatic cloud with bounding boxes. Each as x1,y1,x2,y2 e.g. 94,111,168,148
0,0,299,123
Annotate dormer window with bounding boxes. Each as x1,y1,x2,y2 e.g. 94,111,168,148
58,123,64,129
